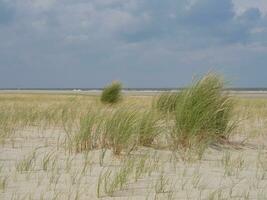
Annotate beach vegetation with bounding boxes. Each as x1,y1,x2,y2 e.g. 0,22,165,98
101,81,122,104
155,92,180,113
171,73,235,150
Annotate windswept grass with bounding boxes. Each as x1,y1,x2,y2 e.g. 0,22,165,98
171,73,235,150
74,108,100,152
138,109,160,147
0,75,237,160
103,107,139,155
101,81,122,104
154,92,180,113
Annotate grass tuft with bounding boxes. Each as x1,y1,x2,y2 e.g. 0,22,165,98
138,109,160,147
171,73,235,150
154,92,180,113
103,107,139,155
74,109,100,152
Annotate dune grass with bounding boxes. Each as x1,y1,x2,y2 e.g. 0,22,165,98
137,109,160,147
74,109,100,152
154,92,180,113
171,73,235,150
102,107,140,155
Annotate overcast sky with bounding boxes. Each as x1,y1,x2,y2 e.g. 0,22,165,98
0,0,266,88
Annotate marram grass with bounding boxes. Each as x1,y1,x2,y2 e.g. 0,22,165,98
71,106,162,154
171,73,235,149
137,109,160,147
102,107,139,155
154,92,180,113
74,108,99,152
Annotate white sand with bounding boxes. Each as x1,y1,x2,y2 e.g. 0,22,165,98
0,126,267,200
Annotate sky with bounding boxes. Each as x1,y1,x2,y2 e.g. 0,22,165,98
0,0,267,88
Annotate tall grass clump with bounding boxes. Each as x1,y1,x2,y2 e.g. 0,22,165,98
172,73,235,150
137,109,160,147
103,107,139,155
155,92,180,113
101,81,122,104
73,109,102,152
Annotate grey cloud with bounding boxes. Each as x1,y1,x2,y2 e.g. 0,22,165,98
182,0,235,26
0,0,267,88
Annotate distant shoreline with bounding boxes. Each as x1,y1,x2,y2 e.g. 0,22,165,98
1,88,267,92
1,89,267,98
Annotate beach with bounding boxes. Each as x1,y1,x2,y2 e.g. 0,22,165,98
0,91,267,199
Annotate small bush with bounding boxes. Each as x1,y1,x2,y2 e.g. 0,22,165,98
155,92,180,113
171,73,235,149
101,81,122,104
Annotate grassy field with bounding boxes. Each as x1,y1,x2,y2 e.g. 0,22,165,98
0,92,267,199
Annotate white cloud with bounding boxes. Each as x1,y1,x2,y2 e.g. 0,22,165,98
233,0,267,15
